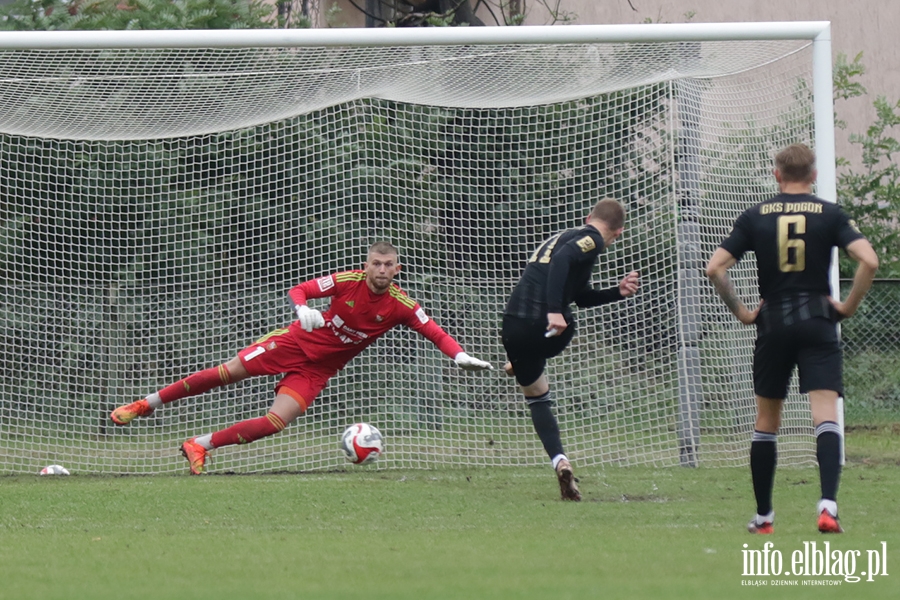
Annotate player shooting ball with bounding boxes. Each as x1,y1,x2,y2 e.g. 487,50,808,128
502,198,640,500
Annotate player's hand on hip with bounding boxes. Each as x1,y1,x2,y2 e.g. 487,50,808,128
294,305,325,332
454,352,493,371
828,296,851,321
619,271,640,297
737,300,762,325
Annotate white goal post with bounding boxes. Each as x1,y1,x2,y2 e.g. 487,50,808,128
0,22,837,474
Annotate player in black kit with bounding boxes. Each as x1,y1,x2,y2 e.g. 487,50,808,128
706,143,878,534
502,198,640,500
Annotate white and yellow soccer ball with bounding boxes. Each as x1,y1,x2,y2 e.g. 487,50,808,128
39,464,70,476
340,423,384,465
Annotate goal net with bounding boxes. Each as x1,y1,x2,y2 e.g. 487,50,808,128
0,25,832,474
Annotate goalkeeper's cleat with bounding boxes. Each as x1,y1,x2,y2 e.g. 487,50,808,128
180,438,208,475
817,510,843,534
503,362,515,377
110,399,154,426
555,459,581,502
747,514,774,534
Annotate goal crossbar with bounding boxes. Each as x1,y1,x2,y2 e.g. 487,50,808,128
0,22,832,49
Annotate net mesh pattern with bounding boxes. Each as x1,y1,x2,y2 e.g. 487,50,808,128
0,38,817,473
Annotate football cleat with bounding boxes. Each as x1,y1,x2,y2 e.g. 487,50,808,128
555,458,581,501
180,438,208,475
747,518,774,534
817,510,844,534
110,399,154,426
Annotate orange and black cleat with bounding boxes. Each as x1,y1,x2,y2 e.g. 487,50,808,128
817,510,843,534
180,438,208,475
110,399,154,426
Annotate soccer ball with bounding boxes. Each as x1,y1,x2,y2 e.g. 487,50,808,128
341,423,384,465
39,464,70,476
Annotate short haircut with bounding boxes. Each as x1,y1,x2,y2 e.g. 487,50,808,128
368,241,398,258
775,143,816,183
590,198,625,230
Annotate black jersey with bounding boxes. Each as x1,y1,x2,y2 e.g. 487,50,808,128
720,193,864,330
504,224,623,320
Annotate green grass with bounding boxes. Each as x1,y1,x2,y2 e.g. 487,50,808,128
2,427,899,600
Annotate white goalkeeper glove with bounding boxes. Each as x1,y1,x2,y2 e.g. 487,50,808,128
294,305,325,332
454,352,493,371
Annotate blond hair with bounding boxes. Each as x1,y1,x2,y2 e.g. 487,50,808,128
589,198,625,230
368,241,398,258
775,143,816,183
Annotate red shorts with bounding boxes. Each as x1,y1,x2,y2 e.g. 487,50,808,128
237,327,338,411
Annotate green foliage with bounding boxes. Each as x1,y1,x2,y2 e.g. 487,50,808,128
834,52,900,277
836,97,900,276
0,0,288,31
841,281,900,423
832,52,867,127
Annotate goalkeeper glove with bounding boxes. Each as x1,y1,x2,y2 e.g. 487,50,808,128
454,352,493,371
294,305,325,332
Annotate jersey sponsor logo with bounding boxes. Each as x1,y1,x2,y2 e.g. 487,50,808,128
317,276,335,292
415,307,429,324
325,313,369,345
346,300,355,308
576,235,596,252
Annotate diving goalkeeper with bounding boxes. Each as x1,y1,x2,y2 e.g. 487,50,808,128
111,241,492,474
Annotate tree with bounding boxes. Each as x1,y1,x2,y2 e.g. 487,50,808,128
0,0,294,31
347,0,576,27
834,52,900,278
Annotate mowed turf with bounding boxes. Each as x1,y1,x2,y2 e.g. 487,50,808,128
2,430,899,600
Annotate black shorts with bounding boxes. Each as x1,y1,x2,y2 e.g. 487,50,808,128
501,314,575,388
753,316,843,399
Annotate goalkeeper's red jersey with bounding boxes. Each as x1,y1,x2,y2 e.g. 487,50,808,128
286,270,463,370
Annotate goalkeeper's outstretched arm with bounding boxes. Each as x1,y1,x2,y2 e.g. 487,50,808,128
406,307,492,371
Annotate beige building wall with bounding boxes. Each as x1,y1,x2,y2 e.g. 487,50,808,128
323,0,895,165
537,0,897,166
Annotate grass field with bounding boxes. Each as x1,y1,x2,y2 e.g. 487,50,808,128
2,426,898,600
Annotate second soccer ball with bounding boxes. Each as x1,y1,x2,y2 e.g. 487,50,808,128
341,423,384,465
39,464,70,475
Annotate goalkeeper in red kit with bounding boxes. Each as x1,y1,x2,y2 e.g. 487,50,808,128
110,241,492,474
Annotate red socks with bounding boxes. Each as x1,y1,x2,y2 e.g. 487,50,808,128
211,413,286,448
157,365,290,449
158,365,232,404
